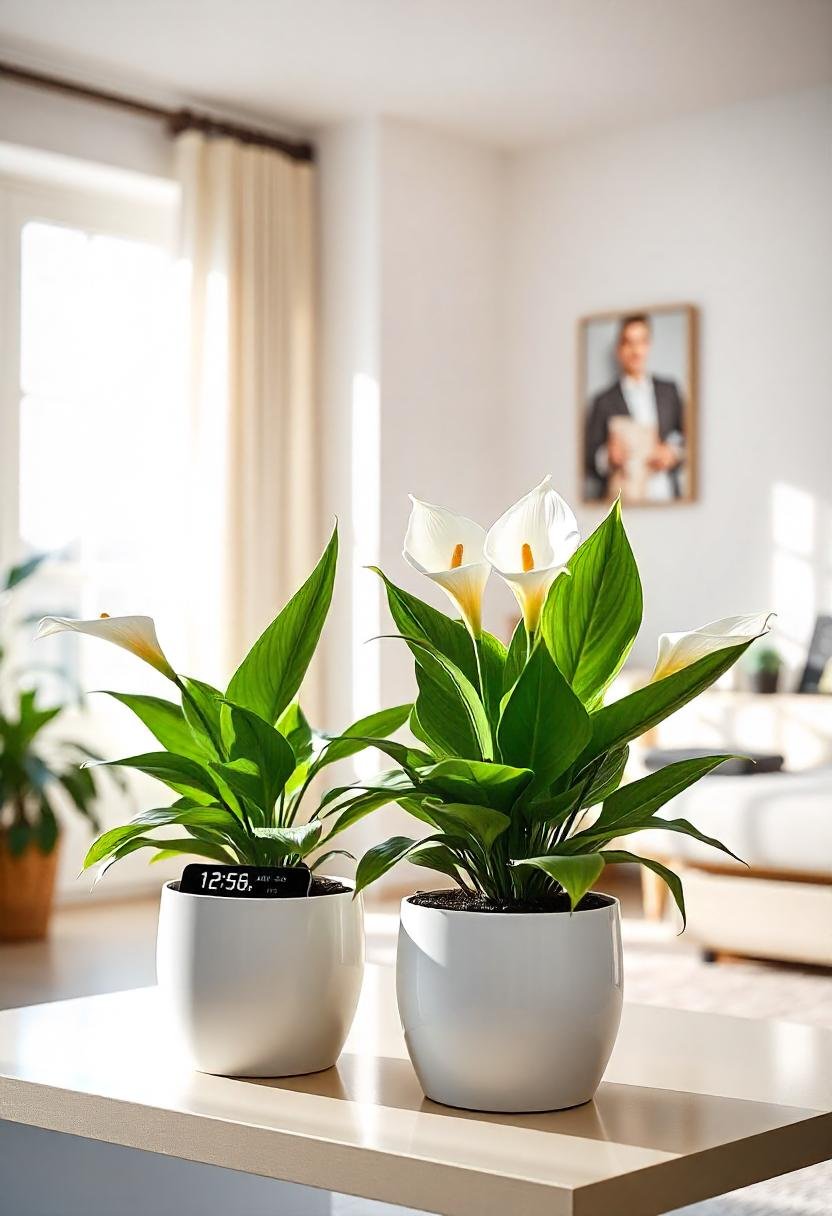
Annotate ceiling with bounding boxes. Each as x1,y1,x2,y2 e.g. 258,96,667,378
1,0,830,148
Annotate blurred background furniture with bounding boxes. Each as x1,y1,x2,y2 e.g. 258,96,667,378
634,689,832,966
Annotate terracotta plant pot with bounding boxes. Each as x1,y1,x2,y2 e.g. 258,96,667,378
0,836,60,941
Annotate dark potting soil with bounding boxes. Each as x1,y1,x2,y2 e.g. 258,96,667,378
409,888,612,914
308,875,351,897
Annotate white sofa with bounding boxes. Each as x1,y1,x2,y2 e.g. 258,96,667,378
638,767,832,966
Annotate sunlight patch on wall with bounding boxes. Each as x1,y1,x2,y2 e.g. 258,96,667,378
351,372,381,778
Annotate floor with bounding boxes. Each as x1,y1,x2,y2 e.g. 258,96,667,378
1,890,830,1215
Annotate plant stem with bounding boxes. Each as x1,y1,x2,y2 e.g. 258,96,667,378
473,636,486,703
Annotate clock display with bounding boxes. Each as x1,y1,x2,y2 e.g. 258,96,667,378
179,864,312,898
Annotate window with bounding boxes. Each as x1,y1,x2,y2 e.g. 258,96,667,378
0,148,186,892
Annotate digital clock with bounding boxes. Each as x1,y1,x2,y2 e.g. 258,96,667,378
179,864,312,898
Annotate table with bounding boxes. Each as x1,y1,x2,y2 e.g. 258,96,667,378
0,965,830,1216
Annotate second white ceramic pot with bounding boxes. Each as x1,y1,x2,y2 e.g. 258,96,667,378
156,878,364,1077
397,893,623,1112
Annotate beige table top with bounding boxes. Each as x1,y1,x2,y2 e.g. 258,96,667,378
0,965,830,1216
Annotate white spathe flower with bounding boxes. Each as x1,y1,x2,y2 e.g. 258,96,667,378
35,614,177,680
403,496,490,638
484,475,580,633
651,613,773,683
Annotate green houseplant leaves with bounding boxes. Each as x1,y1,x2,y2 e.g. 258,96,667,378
349,493,770,914
48,524,412,882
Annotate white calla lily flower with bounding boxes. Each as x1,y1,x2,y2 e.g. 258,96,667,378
651,612,773,683
403,496,490,638
36,614,177,680
484,475,580,634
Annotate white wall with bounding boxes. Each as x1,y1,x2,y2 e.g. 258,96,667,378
505,87,832,670
377,119,513,706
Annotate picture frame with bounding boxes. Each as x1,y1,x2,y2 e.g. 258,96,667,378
578,303,698,507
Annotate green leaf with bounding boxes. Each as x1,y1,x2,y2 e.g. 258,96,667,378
497,640,591,788
253,820,322,859
94,834,235,883
582,746,629,808
602,850,686,927
478,632,508,725
222,704,295,812
83,804,237,869
583,640,764,764
594,755,734,831
276,702,314,766
409,843,465,883
510,853,605,908
420,758,533,812
4,551,50,591
313,704,412,771
227,525,338,723
7,820,33,857
422,801,510,851
571,815,744,866
393,636,492,761
180,678,225,756
92,752,219,803
522,783,584,827
541,500,642,710
371,568,477,684
36,797,60,853
101,692,205,759
503,620,527,696
354,834,438,895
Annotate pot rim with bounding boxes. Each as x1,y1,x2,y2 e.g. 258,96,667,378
163,875,356,902
401,890,619,918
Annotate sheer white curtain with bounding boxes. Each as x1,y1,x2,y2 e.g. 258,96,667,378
176,131,318,704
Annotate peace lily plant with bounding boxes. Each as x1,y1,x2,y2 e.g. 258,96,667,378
341,475,769,1111
339,476,770,919
35,527,409,884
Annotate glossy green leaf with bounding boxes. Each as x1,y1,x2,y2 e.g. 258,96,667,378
222,704,295,812
227,525,338,723
582,638,764,764
594,755,734,830
541,500,642,709
503,620,527,695
409,843,465,883
275,701,314,766
602,850,686,927
253,820,322,859
510,853,605,908
101,691,205,759
370,568,478,684
422,801,510,851
497,640,591,787
312,703,412,770
83,803,237,868
391,636,492,761
354,834,440,895
180,677,225,756
420,758,533,812
581,746,629,808
92,751,219,804
478,631,508,725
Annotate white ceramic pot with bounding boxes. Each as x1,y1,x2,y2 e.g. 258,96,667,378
156,878,364,1077
397,894,623,1112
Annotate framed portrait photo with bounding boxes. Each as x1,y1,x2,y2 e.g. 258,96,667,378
578,303,698,506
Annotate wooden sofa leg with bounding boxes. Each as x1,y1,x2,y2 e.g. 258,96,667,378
641,866,669,921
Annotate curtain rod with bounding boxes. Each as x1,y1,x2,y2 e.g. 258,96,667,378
0,60,315,163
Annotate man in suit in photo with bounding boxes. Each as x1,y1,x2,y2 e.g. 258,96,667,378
585,314,685,502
